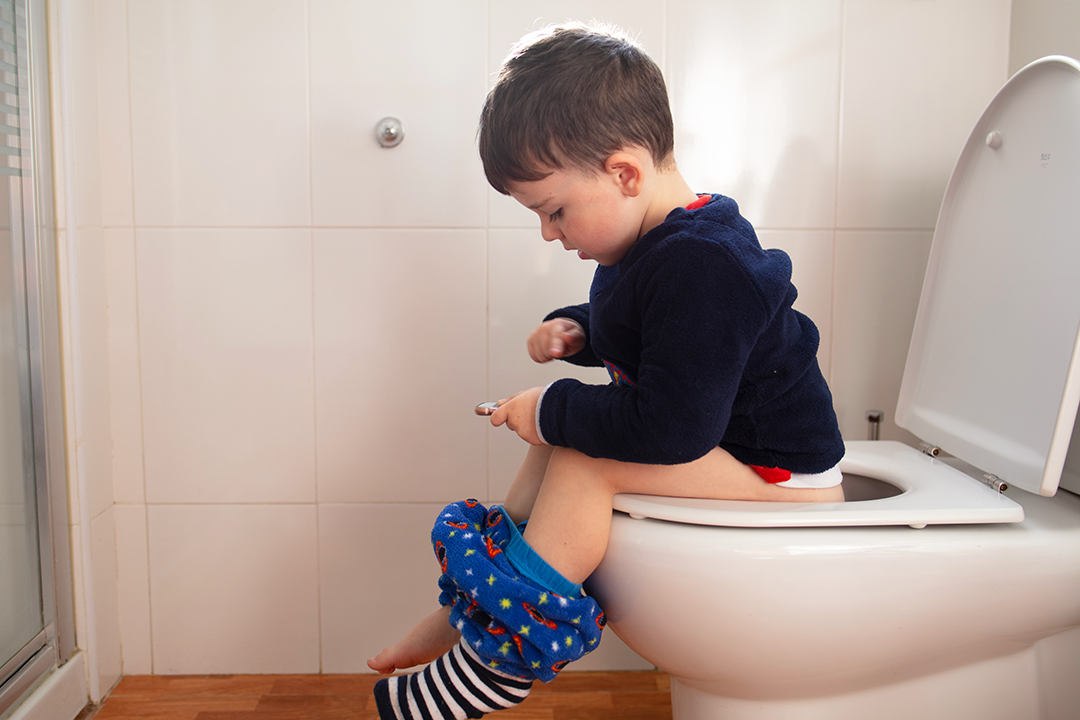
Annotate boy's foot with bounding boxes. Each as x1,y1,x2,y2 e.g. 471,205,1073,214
367,606,461,674
374,639,532,720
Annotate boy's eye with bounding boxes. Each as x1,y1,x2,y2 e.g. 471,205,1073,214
548,209,562,222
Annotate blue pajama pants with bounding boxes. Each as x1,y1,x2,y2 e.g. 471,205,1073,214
432,500,606,683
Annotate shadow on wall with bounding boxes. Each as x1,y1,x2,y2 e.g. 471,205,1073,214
758,135,833,227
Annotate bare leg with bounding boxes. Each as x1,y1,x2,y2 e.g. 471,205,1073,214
367,605,460,674
502,444,555,524
523,446,844,585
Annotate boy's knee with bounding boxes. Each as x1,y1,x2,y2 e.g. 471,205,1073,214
548,446,622,493
549,446,603,476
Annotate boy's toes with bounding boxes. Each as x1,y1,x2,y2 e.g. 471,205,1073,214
366,651,397,675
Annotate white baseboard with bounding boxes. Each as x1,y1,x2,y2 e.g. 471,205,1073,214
7,653,88,720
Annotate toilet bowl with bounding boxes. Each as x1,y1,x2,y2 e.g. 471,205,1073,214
587,56,1080,720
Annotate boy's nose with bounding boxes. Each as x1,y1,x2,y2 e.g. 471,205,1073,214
540,222,561,243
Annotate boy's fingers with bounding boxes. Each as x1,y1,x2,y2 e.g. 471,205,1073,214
488,397,513,427
558,321,584,356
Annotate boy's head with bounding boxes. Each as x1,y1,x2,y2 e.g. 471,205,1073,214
479,23,674,195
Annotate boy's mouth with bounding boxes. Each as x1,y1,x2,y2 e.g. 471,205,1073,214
559,241,589,260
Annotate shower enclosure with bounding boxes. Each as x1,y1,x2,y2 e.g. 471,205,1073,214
0,0,74,716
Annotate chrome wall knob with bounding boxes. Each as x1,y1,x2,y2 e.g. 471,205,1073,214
376,117,405,148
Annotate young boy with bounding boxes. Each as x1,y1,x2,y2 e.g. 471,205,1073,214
368,23,845,719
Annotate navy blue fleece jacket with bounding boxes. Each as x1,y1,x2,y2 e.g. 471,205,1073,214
538,194,844,474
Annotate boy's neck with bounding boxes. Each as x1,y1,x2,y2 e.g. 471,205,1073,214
638,166,700,239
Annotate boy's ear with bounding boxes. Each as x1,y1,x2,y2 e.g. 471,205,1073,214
604,152,644,197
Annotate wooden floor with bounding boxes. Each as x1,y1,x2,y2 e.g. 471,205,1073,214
78,671,672,719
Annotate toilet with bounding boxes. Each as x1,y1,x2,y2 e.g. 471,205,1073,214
587,56,1080,720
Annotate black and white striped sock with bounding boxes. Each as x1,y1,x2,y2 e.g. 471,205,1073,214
373,639,533,720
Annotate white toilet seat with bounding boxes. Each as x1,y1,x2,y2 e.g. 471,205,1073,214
612,440,1024,528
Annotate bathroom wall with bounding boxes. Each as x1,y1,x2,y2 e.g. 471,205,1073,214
55,0,1012,684
1010,0,1080,74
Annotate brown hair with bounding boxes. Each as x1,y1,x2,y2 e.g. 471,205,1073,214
478,23,674,195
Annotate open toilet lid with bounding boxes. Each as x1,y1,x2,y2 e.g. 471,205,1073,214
896,56,1080,497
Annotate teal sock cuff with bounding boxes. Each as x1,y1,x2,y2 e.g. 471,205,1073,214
495,506,583,598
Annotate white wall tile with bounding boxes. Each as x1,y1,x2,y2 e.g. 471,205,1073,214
489,189,537,230
113,504,152,675
127,0,310,227
104,229,144,505
488,3,666,75
69,0,102,230
137,229,316,504
758,231,834,378
487,230,608,500
1010,0,1080,75
148,504,320,674
309,0,488,228
95,0,133,228
318,503,445,673
668,0,842,230
68,516,87,655
78,227,114,519
313,230,487,504
837,0,1011,230
90,507,121,693
831,231,931,445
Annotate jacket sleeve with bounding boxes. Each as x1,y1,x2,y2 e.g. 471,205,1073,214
537,239,791,464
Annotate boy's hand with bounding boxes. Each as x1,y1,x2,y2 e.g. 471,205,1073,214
528,318,585,363
490,387,544,445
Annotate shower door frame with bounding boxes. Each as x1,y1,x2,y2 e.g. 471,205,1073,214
0,0,75,715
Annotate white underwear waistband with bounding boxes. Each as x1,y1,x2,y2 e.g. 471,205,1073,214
774,464,843,489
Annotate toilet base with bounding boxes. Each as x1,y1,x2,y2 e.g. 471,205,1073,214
668,644,1059,720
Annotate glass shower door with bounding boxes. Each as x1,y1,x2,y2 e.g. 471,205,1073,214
0,203,44,700
0,0,45,676
0,0,64,714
